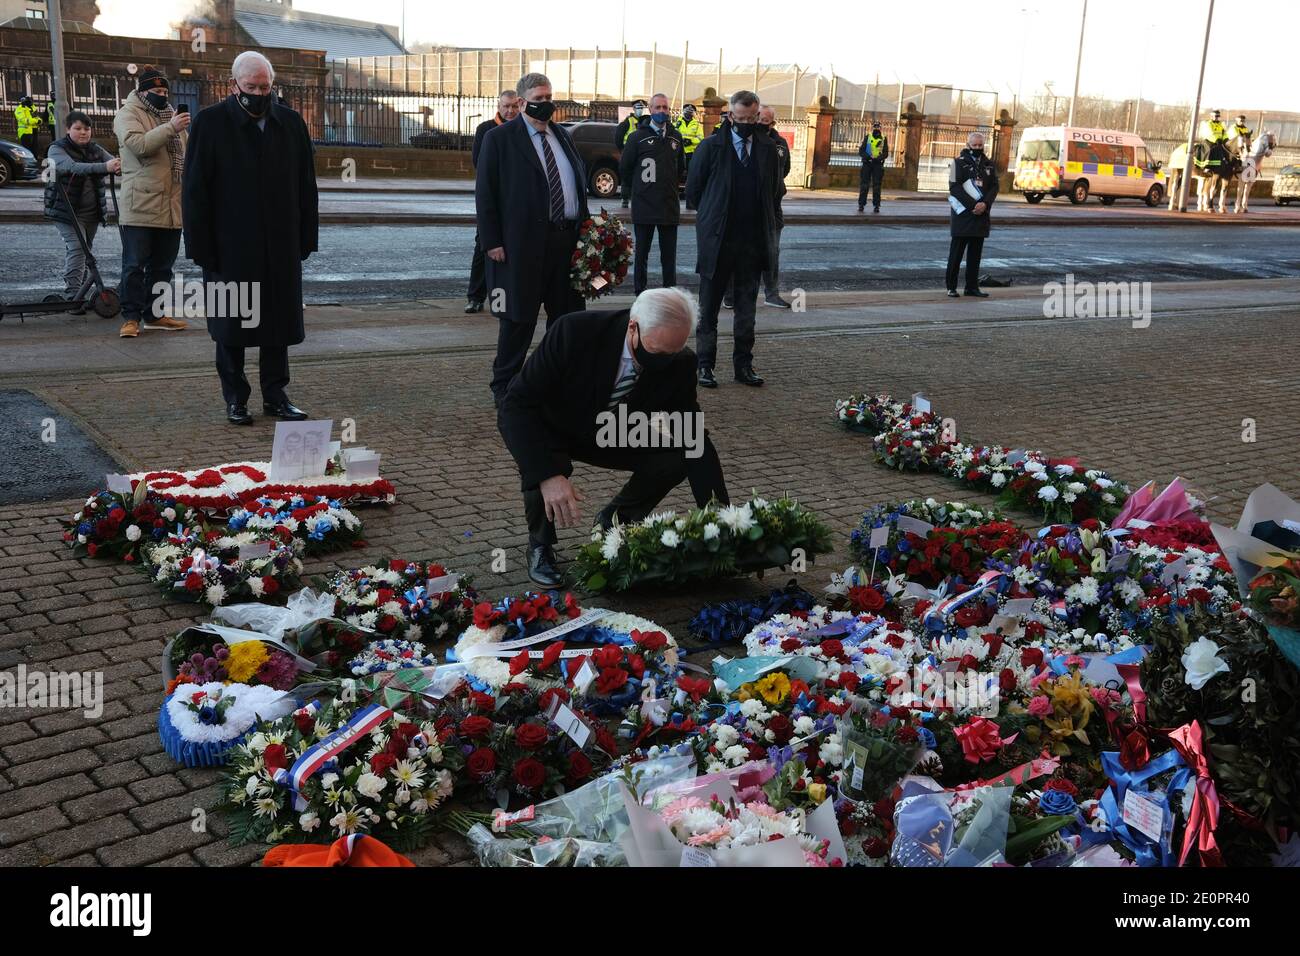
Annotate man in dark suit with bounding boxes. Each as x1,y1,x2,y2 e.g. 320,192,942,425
619,92,684,295
687,90,783,390
945,131,999,298
182,50,318,425
498,287,729,586
476,72,589,404
465,90,520,314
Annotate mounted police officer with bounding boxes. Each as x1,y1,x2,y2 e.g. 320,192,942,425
1199,109,1229,171
857,120,889,213
1233,114,1253,143
619,93,685,295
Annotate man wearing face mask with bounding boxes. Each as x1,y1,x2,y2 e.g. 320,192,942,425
615,100,648,151
687,90,783,389
945,132,998,298
182,51,319,425
112,67,191,338
465,90,521,314
619,93,684,295
498,287,729,586
476,72,589,406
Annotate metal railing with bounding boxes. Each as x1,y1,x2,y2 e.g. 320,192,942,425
829,115,899,167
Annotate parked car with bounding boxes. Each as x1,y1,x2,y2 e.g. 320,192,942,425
410,128,465,150
563,120,622,200
1274,164,1300,205
0,137,41,188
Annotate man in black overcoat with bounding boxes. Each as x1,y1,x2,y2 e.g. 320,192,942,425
945,131,999,298
182,50,319,425
476,72,589,404
497,288,729,586
465,89,520,313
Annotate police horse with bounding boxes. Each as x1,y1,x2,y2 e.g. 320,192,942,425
1234,131,1276,213
1165,139,1241,213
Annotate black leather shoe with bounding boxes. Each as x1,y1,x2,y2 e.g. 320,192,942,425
464,300,484,314
527,545,564,588
227,403,253,426
698,366,718,389
964,289,990,298
263,400,308,420
734,367,764,387
947,290,960,298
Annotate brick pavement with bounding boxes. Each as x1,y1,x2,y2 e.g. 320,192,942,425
1,293,1298,866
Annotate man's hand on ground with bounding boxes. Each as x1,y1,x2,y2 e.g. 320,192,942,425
540,475,583,528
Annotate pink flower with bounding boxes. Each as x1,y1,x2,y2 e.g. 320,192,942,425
1028,695,1053,718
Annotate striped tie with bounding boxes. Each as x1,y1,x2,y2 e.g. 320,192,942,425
539,129,567,222
607,366,638,409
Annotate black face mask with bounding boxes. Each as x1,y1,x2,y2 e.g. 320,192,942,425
633,326,677,373
145,91,169,110
732,121,758,139
524,99,556,122
237,88,272,117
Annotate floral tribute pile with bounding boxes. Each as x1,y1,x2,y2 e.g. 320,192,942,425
318,559,477,644
572,495,833,592
834,393,1131,523
142,525,304,608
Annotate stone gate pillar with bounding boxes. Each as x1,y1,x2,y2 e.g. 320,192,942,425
898,102,925,192
804,94,836,189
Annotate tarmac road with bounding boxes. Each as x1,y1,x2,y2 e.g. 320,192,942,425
2,222,1297,306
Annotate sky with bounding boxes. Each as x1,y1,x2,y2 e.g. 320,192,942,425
92,0,1300,114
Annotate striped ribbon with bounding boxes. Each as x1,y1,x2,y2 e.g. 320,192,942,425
922,570,1005,626
272,702,393,811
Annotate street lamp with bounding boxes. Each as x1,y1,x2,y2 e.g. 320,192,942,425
1178,0,1216,213
1067,0,1087,127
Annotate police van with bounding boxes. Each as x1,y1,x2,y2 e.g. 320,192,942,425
1014,126,1166,206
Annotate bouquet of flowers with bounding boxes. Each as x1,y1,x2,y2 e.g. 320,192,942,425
225,495,366,556
164,631,305,695
441,683,617,806
319,559,476,643
347,638,439,676
219,697,463,850
158,681,296,767
849,500,1023,588
573,495,833,592
873,414,951,472
570,208,632,298
1247,557,1300,630
142,526,303,608
834,393,912,434
686,582,818,644
63,489,204,563
995,459,1128,525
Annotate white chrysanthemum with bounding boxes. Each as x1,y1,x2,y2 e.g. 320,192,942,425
601,526,624,561
717,503,755,533
1067,482,1087,494
356,772,387,800
703,522,720,541
660,529,680,548
990,472,1007,488
1037,486,1060,502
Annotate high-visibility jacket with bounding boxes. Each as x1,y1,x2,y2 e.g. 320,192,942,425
1233,123,1252,140
676,115,703,154
1201,119,1227,143
47,102,56,126
15,105,41,136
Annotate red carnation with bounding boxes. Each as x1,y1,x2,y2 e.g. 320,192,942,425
370,752,397,776
293,711,315,736
512,757,547,791
1020,647,1045,668
593,645,623,669
820,639,844,660
509,649,531,676
261,576,280,596
595,667,629,696
263,743,288,774
634,629,668,651
539,641,566,670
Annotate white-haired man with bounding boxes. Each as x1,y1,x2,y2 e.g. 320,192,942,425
498,287,730,586
183,50,319,425
945,131,998,297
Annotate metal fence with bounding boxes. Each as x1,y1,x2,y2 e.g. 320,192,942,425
829,115,899,167
917,121,995,191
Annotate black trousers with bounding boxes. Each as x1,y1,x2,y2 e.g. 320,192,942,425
120,225,182,321
215,343,290,407
467,231,487,303
19,132,36,153
859,161,884,209
490,225,583,401
945,235,985,292
697,242,761,372
632,222,677,294
524,442,729,549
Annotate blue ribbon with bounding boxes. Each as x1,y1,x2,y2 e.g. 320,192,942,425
1099,748,1191,867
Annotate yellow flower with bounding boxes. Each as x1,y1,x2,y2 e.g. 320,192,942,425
736,682,756,702
755,672,791,706
224,641,270,683
1048,672,1094,730
807,782,827,804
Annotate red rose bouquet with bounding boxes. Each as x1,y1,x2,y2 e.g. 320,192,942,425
570,209,632,298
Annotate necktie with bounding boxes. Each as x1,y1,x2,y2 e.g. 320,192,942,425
740,137,751,166
539,130,567,222
607,365,638,409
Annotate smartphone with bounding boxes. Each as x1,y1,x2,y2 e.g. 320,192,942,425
176,103,190,114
